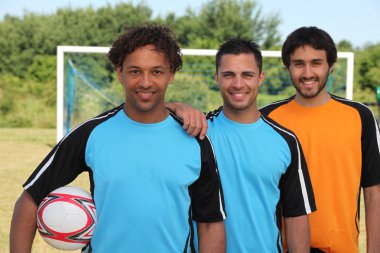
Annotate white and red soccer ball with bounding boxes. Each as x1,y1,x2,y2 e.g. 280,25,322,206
37,186,97,251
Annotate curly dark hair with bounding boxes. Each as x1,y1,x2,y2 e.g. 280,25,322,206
108,23,182,73
282,26,337,68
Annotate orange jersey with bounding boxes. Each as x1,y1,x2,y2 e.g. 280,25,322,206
261,95,380,252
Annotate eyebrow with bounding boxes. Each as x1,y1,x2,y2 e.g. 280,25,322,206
125,65,166,69
291,58,324,63
242,71,255,75
220,70,256,76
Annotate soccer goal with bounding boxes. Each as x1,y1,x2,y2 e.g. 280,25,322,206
56,46,354,142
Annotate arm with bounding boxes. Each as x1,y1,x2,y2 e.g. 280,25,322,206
197,221,225,253
10,191,38,253
284,215,310,253
364,184,380,253
165,102,208,139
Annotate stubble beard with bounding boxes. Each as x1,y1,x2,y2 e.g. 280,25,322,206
292,73,330,99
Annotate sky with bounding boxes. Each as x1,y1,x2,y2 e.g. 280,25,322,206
0,0,379,48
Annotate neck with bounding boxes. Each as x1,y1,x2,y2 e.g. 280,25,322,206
123,104,169,123
223,106,261,124
294,92,331,107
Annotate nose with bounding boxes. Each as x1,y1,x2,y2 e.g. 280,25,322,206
232,75,244,89
139,73,152,88
302,64,314,78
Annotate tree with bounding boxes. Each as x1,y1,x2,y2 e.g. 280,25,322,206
0,0,297,128
356,43,380,92
337,40,354,52
160,0,281,49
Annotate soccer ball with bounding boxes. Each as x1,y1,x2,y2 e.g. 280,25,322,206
37,186,97,251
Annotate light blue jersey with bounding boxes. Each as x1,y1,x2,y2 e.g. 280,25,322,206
24,105,226,253
206,108,315,253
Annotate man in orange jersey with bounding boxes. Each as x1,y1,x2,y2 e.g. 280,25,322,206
260,26,380,253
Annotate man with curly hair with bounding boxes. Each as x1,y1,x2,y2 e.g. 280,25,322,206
10,23,226,253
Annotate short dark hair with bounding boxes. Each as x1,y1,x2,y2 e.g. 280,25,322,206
282,26,337,68
108,23,182,73
216,38,263,73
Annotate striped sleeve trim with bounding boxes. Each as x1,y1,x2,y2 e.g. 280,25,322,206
205,135,227,220
261,116,313,214
24,106,122,191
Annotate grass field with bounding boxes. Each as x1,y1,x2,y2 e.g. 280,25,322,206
0,128,88,253
0,128,367,252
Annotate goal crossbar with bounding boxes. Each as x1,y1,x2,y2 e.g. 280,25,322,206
57,45,354,142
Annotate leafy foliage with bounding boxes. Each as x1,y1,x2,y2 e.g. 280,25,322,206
0,0,378,127
356,44,380,92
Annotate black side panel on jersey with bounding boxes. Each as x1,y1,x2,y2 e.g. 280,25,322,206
23,104,124,205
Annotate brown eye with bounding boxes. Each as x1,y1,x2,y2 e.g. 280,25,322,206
153,70,163,76
223,72,233,78
129,70,140,75
243,73,254,79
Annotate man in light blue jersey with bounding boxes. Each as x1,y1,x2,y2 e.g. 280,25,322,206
10,23,226,253
167,38,316,252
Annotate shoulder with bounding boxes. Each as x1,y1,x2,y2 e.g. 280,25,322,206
331,94,377,122
169,111,214,151
205,106,223,122
61,104,124,143
259,96,295,116
260,115,303,157
261,115,298,141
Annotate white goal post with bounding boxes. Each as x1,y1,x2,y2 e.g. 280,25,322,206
56,45,354,142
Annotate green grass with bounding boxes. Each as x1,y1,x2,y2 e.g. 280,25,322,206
0,128,88,253
0,128,367,252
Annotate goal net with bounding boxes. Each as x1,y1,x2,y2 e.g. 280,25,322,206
57,46,354,142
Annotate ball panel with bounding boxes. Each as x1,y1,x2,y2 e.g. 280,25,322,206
37,186,97,251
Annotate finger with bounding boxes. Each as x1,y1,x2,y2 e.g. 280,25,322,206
186,113,196,135
199,114,208,140
189,114,202,137
182,111,190,130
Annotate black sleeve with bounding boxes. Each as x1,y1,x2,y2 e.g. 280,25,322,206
23,125,91,205
280,132,316,217
189,136,226,222
23,105,123,205
262,116,316,217
359,105,380,187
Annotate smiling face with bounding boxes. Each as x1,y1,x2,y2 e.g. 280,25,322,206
117,44,174,123
215,53,265,122
288,45,333,106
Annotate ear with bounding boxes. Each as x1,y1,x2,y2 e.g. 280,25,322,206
168,73,175,84
116,66,123,83
258,71,265,87
214,71,218,82
329,66,334,73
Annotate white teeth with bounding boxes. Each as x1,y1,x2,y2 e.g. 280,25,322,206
138,91,154,99
302,79,316,85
